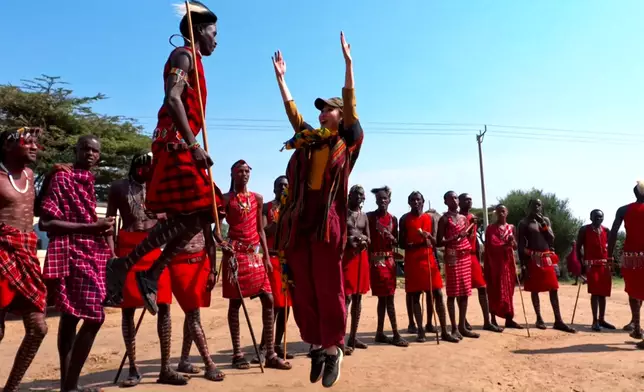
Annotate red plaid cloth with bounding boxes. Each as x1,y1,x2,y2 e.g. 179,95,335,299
40,169,111,322
222,191,271,299
444,214,472,297
0,224,47,312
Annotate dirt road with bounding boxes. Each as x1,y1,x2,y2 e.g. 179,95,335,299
2,283,643,392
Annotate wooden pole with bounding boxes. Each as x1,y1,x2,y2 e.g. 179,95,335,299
477,127,489,231
513,253,531,337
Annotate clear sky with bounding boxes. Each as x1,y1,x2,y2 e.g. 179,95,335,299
2,0,643,228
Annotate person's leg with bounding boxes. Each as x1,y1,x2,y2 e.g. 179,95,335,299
177,315,199,374
120,308,141,386
434,290,458,343
273,306,292,359
406,293,416,333
2,311,48,392
425,291,436,333
590,295,600,331
549,290,575,333
261,293,291,369
411,293,425,342
478,287,501,332
0,310,6,343
155,304,186,385
531,292,546,329
628,297,642,339
227,299,249,369
458,296,479,338
57,313,80,389
347,294,366,349
386,295,408,346
598,296,615,329
61,319,103,392
185,309,225,381
447,296,460,339
375,296,387,340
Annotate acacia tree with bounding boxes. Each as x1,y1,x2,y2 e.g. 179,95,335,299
0,75,150,201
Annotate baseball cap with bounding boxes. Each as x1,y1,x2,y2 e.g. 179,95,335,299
314,97,343,111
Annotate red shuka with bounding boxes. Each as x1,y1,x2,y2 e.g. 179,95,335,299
444,214,472,297
484,223,516,319
523,251,559,293
266,201,291,308
466,213,486,289
222,192,271,299
368,212,397,297
582,225,612,297
169,250,211,312
403,213,442,293
116,231,172,308
146,47,221,215
343,248,370,295
622,203,644,301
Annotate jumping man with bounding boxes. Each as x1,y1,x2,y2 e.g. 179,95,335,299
517,199,575,333
39,135,114,392
106,1,224,314
343,185,370,355
576,209,615,332
366,186,408,347
272,32,363,388
0,128,48,392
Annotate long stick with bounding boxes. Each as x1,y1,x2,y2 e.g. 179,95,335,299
570,277,583,325
427,250,440,345
283,290,288,360
513,253,531,337
230,256,264,373
113,309,147,384
184,1,221,236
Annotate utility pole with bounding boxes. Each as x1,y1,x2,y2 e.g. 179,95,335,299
477,126,489,231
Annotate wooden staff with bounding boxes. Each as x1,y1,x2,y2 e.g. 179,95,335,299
570,276,583,325
228,254,264,373
113,309,146,384
513,252,531,337
184,1,222,236
283,288,289,360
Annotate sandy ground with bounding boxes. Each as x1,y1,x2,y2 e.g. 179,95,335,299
2,282,644,392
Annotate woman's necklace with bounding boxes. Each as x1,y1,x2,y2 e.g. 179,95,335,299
0,162,29,193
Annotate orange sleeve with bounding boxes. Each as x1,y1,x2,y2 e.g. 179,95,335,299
342,88,358,127
284,101,304,133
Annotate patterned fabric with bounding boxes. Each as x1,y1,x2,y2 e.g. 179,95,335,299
41,169,111,322
368,212,397,296
465,213,486,288
222,192,271,299
403,213,443,293
0,224,46,312
145,46,223,215
281,127,334,151
484,223,516,318
443,213,472,297
169,250,212,312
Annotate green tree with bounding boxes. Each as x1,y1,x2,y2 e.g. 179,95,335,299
614,231,626,277
496,188,583,278
0,75,151,201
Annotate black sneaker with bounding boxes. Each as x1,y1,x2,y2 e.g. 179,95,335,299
309,348,325,383
321,347,343,388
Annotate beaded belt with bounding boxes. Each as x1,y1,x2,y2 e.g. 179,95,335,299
231,241,260,254
370,251,393,267
622,252,644,269
584,259,608,267
526,250,556,268
175,253,207,265
165,142,190,152
444,248,470,265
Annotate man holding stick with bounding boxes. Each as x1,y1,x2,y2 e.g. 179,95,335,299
576,209,615,332
517,199,575,333
272,32,363,388
343,185,370,355
105,1,225,315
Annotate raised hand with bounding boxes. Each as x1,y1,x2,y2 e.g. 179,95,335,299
340,31,351,63
272,50,286,79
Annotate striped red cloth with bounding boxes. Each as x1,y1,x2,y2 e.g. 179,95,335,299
0,224,47,313
444,213,472,297
41,169,111,322
222,191,271,299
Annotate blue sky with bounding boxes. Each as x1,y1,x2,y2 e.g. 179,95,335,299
2,0,644,227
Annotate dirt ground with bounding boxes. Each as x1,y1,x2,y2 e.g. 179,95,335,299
2,283,643,392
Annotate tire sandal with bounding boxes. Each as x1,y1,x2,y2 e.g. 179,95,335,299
156,369,190,385
265,354,292,370
392,335,409,347
177,362,201,374
120,373,142,388
374,334,393,345
135,271,159,315
232,355,251,370
204,367,226,381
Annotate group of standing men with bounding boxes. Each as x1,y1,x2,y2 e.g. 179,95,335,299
2,2,644,392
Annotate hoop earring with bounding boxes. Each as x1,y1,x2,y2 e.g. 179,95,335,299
169,34,191,48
